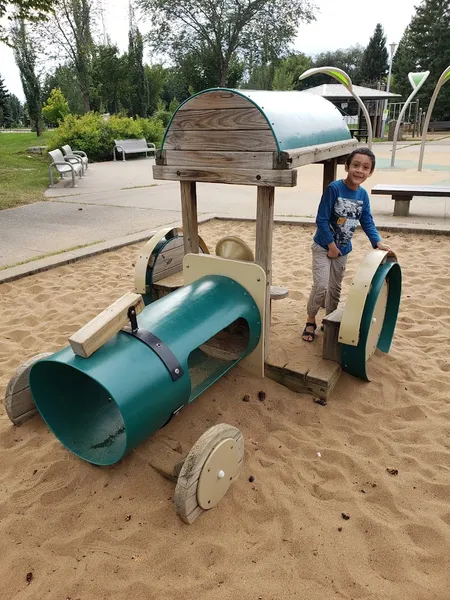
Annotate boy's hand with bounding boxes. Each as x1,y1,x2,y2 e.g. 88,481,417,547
327,243,342,258
376,241,393,254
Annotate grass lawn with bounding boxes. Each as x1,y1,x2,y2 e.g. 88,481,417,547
0,132,53,210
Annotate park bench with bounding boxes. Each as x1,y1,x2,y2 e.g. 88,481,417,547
113,139,157,161
62,144,89,172
429,121,450,132
48,149,83,188
350,129,369,143
371,184,450,217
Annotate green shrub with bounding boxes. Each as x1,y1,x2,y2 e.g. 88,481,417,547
47,112,165,162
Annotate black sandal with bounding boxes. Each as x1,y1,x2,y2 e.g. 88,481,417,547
302,322,317,342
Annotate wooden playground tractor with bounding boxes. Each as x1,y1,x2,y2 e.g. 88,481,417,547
5,241,267,524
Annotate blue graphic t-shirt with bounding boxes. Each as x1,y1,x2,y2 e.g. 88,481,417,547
313,179,381,255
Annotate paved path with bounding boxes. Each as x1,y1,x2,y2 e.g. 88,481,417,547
1,140,450,271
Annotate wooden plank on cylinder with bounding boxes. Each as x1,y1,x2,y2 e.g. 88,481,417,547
284,139,359,169
255,186,275,359
152,166,297,187
164,130,277,152
178,91,251,110
322,158,338,193
180,181,199,254
69,293,145,358
159,150,275,170
170,108,269,131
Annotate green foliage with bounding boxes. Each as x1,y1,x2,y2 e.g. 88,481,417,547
0,74,12,127
152,99,172,127
47,112,165,162
272,64,295,91
7,93,24,126
0,0,54,44
393,0,450,120
358,23,389,86
11,19,43,136
42,87,69,125
136,0,315,87
91,44,129,115
145,63,167,114
43,64,84,114
312,46,364,85
128,25,148,117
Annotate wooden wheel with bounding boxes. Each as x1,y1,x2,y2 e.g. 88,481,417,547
174,424,244,524
5,353,52,425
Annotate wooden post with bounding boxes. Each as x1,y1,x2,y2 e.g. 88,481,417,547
255,186,275,359
322,157,338,192
180,181,199,254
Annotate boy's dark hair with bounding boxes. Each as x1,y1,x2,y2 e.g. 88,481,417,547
345,148,376,172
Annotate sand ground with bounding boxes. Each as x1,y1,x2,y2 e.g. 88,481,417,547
1,219,449,600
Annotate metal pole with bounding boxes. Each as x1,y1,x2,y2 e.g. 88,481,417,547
418,66,450,171
381,43,397,139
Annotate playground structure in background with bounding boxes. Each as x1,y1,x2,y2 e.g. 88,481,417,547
4,88,402,524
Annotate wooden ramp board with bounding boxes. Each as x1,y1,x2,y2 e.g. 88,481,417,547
265,309,341,400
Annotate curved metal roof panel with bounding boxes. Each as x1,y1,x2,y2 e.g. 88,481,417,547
234,89,351,151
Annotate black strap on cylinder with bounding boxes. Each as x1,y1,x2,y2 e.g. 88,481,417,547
122,307,184,382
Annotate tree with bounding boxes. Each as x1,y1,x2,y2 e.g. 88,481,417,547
42,87,69,124
0,0,54,43
11,19,43,135
127,5,148,117
8,93,24,125
91,44,129,114
312,45,364,85
391,27,416,101
358,23,389,87
0,75,12,127
38,0,95,113
145,63,167,114
401,0,450,120
136,0,315,87
43,63,84,114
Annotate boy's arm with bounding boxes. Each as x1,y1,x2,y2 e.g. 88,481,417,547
360,193,381,248
316,184,336,246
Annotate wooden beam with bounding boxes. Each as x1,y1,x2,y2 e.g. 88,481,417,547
283,139,359,169
180,181,199,254
152,166,297,188
164,129,277,152
264,360,341,401
170,107,269,131
255,186,275,359
157,150,275,170
69,292,145,358
323,158,338,193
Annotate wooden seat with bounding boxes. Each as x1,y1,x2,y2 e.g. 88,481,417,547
371,184,450,217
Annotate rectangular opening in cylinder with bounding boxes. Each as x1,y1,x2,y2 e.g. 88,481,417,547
188,318,250,402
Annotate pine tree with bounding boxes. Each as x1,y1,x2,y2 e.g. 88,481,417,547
359,23,389,87
127,3,148,117
403,0,450,120
0,75,12,127
391,27,417,101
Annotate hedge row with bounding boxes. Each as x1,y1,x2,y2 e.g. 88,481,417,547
47,113,166,162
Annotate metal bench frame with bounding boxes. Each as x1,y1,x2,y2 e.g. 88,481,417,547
113,139,157,161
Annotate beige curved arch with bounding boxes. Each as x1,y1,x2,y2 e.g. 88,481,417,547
339,249,396,346
134,227,209,295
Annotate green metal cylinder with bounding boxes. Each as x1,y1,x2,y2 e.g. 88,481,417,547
29,275,261,466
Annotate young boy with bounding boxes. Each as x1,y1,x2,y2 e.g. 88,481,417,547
302,148,391,342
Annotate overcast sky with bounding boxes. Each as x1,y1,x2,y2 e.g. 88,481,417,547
0,0,418,102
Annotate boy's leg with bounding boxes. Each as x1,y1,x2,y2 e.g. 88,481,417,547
306,243,331,320
325,253,348,315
